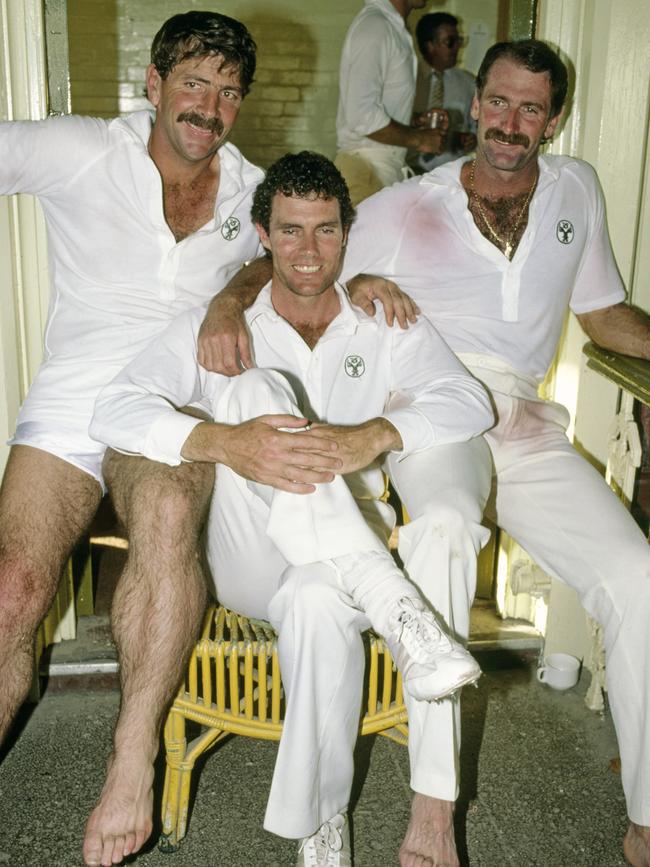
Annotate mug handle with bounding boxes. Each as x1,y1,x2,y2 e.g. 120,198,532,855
537,668,547,682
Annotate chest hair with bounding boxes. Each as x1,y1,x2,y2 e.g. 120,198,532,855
293,320,330,350
467,188,533,257
163,174,218,242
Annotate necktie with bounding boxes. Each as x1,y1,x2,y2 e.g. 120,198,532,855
429,70,444,109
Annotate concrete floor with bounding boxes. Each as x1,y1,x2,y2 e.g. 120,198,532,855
0,650,629,867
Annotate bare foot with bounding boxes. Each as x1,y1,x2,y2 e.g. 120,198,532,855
624,823,650,867
82,754,154,866
399,793,459,867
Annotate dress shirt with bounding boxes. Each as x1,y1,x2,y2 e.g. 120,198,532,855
336,0,417,158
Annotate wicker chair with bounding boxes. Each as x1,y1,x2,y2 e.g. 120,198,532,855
159,603,408,851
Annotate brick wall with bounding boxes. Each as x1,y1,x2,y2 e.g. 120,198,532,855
66,0,363,167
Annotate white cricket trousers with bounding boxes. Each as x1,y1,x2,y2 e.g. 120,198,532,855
206,368,390,838
391,357,650,825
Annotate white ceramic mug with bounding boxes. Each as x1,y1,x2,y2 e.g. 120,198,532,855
536,652,581,691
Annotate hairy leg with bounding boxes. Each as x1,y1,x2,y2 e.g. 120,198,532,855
399,794,459,867
623,824,650,866
0,445,102,745
83,450,214,867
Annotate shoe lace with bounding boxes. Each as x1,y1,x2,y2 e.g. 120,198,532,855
396,597,450,664
299,817,344,866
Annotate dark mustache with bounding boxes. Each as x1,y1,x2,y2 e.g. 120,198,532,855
177,111,223,134
485,127,530,148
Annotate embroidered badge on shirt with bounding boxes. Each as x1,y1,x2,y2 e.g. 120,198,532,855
345,355,365,378
556,220,574,244
221,216,241,240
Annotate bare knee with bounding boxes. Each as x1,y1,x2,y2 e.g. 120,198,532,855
0,551,60,637
106,453,214,549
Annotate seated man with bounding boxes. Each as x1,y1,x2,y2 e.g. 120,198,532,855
90,151,493,864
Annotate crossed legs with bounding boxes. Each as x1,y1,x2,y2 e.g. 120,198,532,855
82,450,214,867
0,445,102,746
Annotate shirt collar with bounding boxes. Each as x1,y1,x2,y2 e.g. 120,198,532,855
117,110,259,202
418,152,562,194
246,280,376,334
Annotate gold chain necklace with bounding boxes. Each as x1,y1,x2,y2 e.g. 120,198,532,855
469,159,538,260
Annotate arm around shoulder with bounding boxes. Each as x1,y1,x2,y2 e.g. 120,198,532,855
198,256,273,374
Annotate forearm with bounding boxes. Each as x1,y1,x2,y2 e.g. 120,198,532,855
212,256,273,310
363,417,403,456
180,420,232,463
199,256,272,373
367,120,430,151
579,303,650,359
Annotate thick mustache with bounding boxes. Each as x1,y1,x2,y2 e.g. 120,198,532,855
177,111,223,134
485,127,530,147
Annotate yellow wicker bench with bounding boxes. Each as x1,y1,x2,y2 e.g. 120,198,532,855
159,603,408,850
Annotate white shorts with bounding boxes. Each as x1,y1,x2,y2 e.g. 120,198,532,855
7,358,110,491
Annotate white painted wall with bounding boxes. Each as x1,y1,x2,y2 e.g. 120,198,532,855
0,0,51,475
536,0,650,658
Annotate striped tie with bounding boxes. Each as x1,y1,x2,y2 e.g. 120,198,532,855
429,70,444,109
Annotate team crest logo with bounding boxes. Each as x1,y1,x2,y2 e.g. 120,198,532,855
556,220,574,244
345,355,365,378
221,216,241,240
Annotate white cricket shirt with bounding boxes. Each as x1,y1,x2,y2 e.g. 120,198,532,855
0,111,263,440
91,282,493,503
342,155,626,382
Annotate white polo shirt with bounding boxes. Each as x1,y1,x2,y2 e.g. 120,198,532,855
342,155,626,382
0,111,263,460
336,0,417,158
91,282,493,501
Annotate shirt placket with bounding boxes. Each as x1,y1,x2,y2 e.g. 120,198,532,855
157,237,181,302
304,345,324,419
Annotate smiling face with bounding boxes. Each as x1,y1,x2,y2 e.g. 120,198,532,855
256,193,347,307
471,57,562,174
147,53,243,169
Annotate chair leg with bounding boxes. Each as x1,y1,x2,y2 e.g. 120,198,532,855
159,706,188,850
159,706,230,851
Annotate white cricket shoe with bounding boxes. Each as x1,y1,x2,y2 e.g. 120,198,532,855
296,812,351,867
386,597,481,701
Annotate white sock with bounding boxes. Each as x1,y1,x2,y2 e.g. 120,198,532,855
331,550,418,637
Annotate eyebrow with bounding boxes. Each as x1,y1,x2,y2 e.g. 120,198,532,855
276,220,341,229
182,73,243,93
485,92,547,111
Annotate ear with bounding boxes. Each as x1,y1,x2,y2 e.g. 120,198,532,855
543,107,563,141
255,222,271,252
341,226,349,248
470,91,480,122
146,64,162,107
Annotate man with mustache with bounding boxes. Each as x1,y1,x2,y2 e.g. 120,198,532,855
0,11,354,867
208,39,650,867
341,38,650,867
